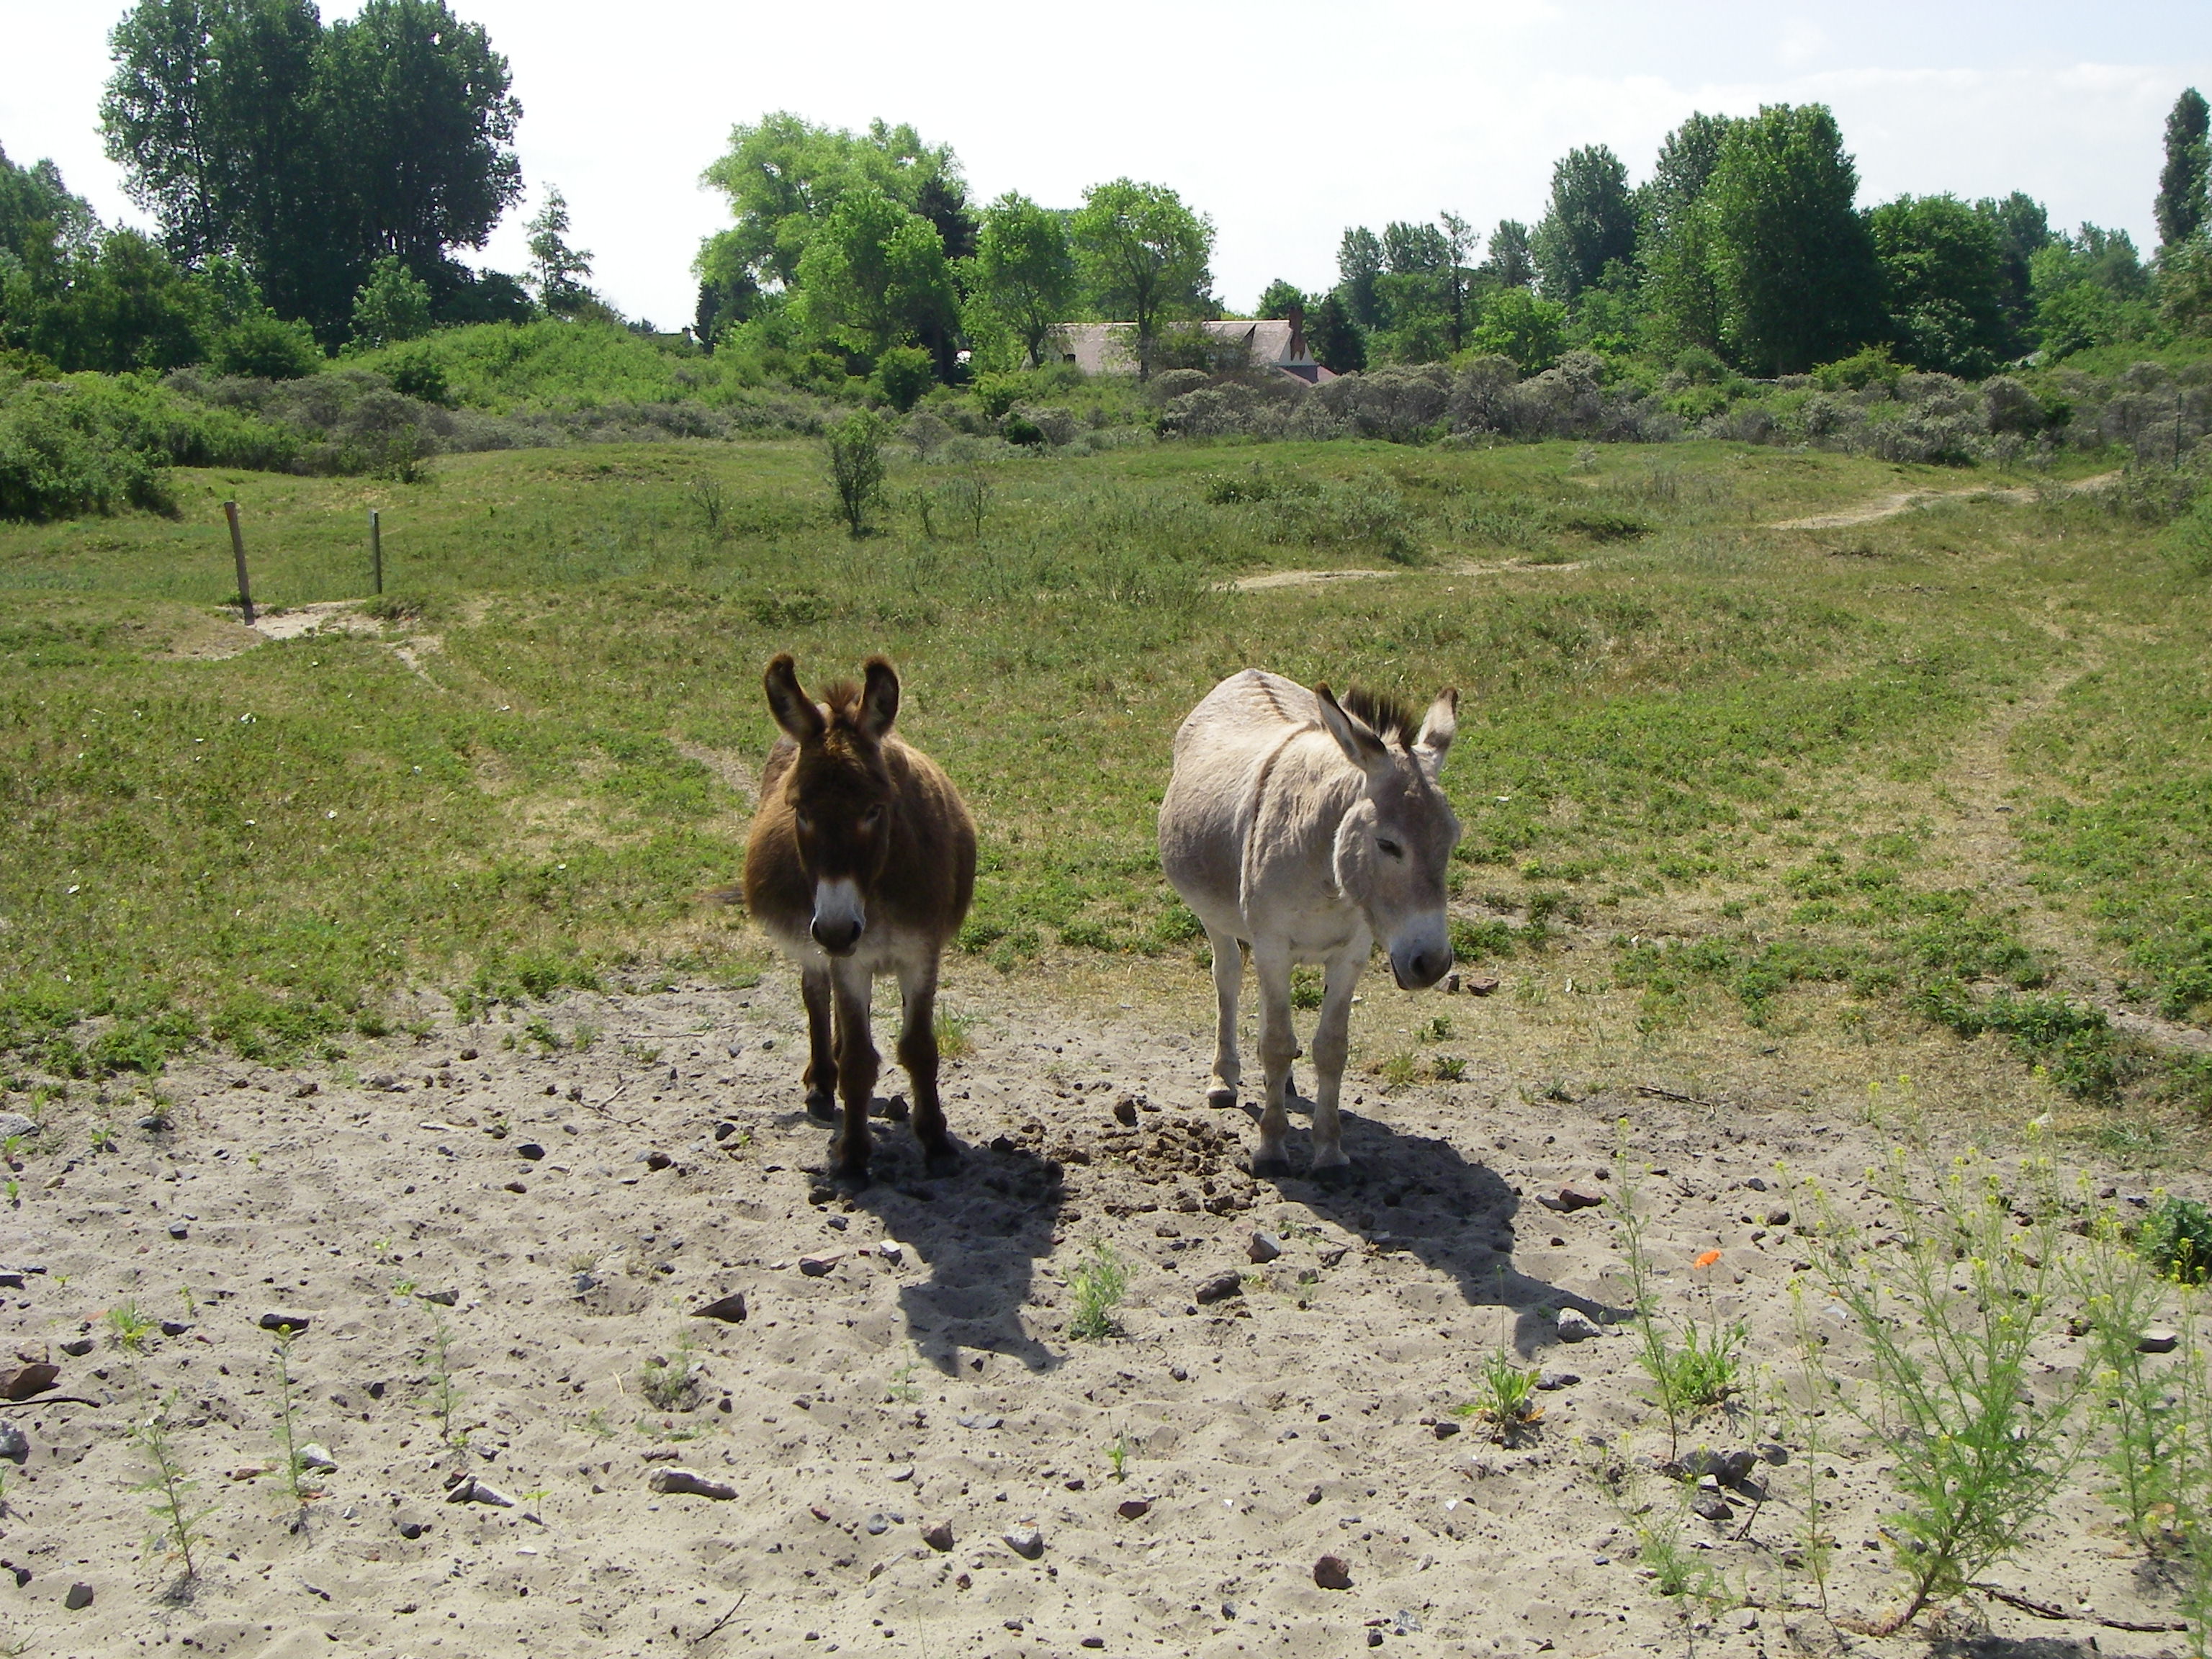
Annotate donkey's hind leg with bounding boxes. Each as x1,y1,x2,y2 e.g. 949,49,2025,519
827,957,879,1187
896,956,959,1176
801,966,837,1120
1202,925,1245,1111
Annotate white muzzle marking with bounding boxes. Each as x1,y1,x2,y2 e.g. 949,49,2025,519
810,877,866,955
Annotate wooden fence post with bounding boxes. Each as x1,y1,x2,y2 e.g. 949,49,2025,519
224,500,255,626
371,509,383,595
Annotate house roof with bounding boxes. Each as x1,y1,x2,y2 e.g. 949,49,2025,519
1050,317,1320,377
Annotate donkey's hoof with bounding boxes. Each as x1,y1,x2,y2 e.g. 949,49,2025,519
1251,1153,1293,1179
1205,1084,1238,1111
830,1161,873,1192
805,1090,837,1123
922,1143,963,1177
1308,1161,1354,1190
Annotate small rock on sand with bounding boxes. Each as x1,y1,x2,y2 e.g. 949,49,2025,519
878,1239,905,1266
922,1521,955,1551
799,1253,843,1277
0,1424,26,1464
1313,1554,1352,1590
650,1468,737,1501
1116,1498,1151,1519
444,1476,515,1507
1247,1231,1283,1264
65,1582,93,1611
1537,1371,1580,1391
297,1443,337,1473
1539,1185,1606,1213
2140,1328,2182,1354
1003,1525,1044,1559
1691,1492,1735,1522
1194,1272,1244,1305
258,1311,311,1334
1555,1308,1601,1342
693,1292,749,1323
0,1114,37,1142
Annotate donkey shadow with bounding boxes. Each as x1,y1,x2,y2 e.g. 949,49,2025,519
842,1123,1064,1376
1245,1097,1629,1354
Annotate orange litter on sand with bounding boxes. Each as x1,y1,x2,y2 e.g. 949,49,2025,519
1693,1249,1722,1269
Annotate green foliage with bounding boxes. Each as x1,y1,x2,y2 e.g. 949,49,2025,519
2140,1197,2212,1285
1465,1349,1543,1442
1467,287,1566,373
795,186,957,362
132,1389,215,1586
1704,103,1884,373
2158,88,2211,251
210,313,322,380
350,256,433,351
871,346,935,413
1305,292,1365,373
0,379,177,521
1532,145,1636,302
524,186,595,318
1803,1146,2085,1632
1871,194,2013,377
824,408,886,535
1611,1132,1745,1456
1071,180,1215,376
1066,1242,1130,1340
2074,1221,2185,1547
971,192,1076,371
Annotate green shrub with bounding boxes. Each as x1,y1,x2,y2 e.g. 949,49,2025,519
872,346,935,413
210,315,323,381
0,382,176,521
2138,1195,2212,1283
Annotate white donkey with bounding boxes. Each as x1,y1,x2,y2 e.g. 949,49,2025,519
1159,669,1461,1180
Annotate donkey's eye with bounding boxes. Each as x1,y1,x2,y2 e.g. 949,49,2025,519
795,813,813,835
863,804,885,826
1378,838,1403,859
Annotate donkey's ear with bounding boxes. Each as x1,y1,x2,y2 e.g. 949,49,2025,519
1414,688,1459,774
1315,684,1390,773
857,656,900,742
764,653,825,744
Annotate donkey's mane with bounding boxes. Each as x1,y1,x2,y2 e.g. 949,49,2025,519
815,680,867,727
1337,686,1417,750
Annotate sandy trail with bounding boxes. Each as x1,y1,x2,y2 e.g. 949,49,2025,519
1768,471,2118,531
0,962,2200,1658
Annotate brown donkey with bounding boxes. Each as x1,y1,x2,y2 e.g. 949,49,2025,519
742,655,976,1185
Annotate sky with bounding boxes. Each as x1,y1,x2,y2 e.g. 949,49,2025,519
4,1,2210,329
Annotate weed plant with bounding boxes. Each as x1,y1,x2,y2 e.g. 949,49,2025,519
2142,1195,2212,1284
425,1316,465,1449
1801,1143,2086,1632
133,1390,215,1591
1464,1349,1544,1443
1612,1129,1746,1456
641,1331,702,1411
1066,1242,1130,1341
269,1330,312,1511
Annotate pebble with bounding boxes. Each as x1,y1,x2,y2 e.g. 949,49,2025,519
649,1469,737,1501
1367,1632,1385,1648
167,1222,189,1239
865,1512,894,1534
572,1273,598,1294
1764,1207,1792,1227
137,1114,169,1130
298,1443,337,1473
1555,1308,1601,1342
1003,1525,1044,1559
417,1288,458,1307
160,1319,192,1337
59,1338,92,1358
2140,1328,2182,1354
1431,1421,1461,1439
1083,1639,1107,1650
0,1115,37,1142
1194,1271,1244,1305
922,1521,955,1551
877,1238,906,1266
444,1476,515,1507
1691,1492,1734,1522
64,1582,92,1611
1757,1442,1790,1466
517,1143,546,1161
258,1311,311,1333
956,1413,1003,1430
693,1292,749,1323
1116,1498,1152,1519
639,1149,673,1171
1540,1184,1606,1213
0,1425,26,1464
1247,1231,1284,1264
1537,1371,1580,1391
396,1519,428,1539
798,1253,843,1277
1312,1554,1353,1590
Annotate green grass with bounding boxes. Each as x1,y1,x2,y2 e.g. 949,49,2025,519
0,431,2203,1091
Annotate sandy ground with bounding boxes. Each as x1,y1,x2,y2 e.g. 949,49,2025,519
0,954,2203,1659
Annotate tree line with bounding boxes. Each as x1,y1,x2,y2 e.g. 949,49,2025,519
1,0,2208,401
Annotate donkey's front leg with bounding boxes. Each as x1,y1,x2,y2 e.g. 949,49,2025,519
1248,940,1300,1177
801,966,837,1120
896,957,959,1176
1306,935,1370,1183
828,957,880,1187
1202,925,1245,1110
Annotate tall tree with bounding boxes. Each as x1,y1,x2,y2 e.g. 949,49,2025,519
1871,194,2010,377
793,185,956,365
2157,87,2210,251
1532,145,1635,301
971,191,1075,368
1254,279,1308,319
0,144,99,261
1704,103,1883,374
1976,192,2053,333
1336,226,1383,327
1305,290,1364,372
1069,179,1213,379
525,186,594,317
699,112,962,291
1640,114,1738,355
1480,220,1533,288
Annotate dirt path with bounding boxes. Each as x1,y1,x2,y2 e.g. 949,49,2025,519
1915,639,2211,1056
1768,471,2118,531
1228,559,1585,593
1,962,2203,1658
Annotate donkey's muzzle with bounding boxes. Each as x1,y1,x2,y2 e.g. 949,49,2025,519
810,877,866,957
1390,943,1452,991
